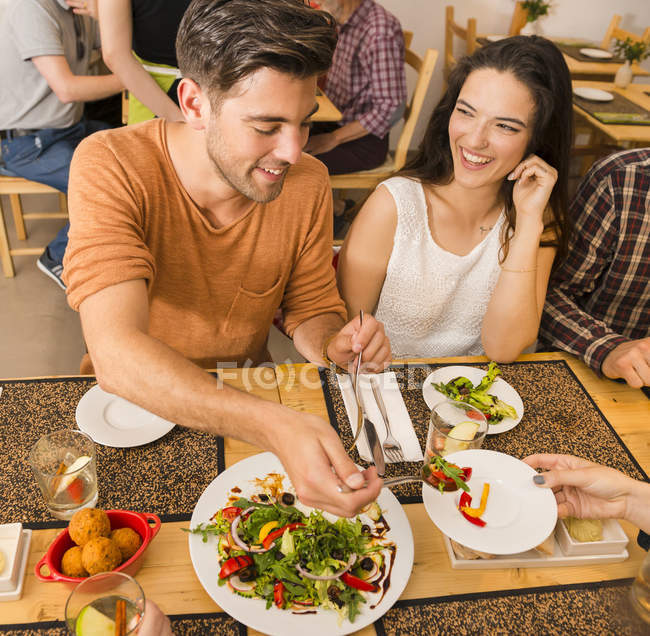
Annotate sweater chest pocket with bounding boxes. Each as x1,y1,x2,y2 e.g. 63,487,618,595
223,275,284,339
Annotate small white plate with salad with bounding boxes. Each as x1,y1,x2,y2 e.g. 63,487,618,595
422,449,558,555
422,363,524,434
187,452,414,636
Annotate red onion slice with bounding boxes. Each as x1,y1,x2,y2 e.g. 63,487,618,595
230,507,271,553
295,553,357,580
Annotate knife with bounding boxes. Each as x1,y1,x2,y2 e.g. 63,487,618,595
357,387,385,477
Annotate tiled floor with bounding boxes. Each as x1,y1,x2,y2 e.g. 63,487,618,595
0,193,303,379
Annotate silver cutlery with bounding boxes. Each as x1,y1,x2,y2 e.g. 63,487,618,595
348,310,364,450
370,376,405,463
357,387,386,477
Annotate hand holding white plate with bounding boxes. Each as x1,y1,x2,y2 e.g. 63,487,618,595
76,385,176,448
422,449,557,555
422,366,524,434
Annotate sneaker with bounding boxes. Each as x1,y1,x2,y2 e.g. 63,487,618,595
37,249,66,290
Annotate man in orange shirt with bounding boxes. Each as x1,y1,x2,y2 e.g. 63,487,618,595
63,0,390,517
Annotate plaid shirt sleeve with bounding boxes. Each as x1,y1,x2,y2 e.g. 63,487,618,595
357,25,406,138
540,169,629,373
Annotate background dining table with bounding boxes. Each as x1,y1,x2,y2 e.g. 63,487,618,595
1,352,649,634
572,80,650,146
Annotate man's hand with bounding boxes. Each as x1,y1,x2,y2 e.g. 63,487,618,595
304,132,339,156
327,313,391,373
268,411,383,517
601,338,650,388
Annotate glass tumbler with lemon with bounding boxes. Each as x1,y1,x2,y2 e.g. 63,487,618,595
424,399,487,470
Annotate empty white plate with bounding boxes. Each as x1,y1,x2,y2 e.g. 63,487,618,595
486,34,507,42
76,385,176,448
579,47,613,59
573,87,615,102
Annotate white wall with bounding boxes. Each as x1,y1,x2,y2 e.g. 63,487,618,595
380,0,650,149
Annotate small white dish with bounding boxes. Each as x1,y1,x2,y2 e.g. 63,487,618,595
422,449,558,555
0,523,23,592
486,34,507,42
579,47,614,59
0,529,31,602
555,518,628,556
422,366,524,434
76,385,176,448
573,87,615,102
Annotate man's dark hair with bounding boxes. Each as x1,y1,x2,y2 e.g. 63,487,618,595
176,0,337,99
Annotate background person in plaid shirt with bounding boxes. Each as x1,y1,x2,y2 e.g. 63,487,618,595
539,149,650,388
305,0,406,218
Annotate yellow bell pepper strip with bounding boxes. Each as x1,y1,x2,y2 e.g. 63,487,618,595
258,521,279,543
461,483,490,518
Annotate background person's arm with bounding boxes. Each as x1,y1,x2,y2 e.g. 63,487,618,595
78,279,382,517
32,55,122,103
98,0,183,121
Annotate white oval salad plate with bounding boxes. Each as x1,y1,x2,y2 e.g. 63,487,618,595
579,47,613,59
422,449,557,555
422,366,524,435
573,87,615,102
188,452,414,636
75,385,176,448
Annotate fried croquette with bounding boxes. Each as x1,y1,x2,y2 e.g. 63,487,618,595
81,537,122,575
68,508,111,546
61,545,88,578
110,527,142,561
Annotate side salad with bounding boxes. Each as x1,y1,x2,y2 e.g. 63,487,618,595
187,484,395,624
432,362,517,423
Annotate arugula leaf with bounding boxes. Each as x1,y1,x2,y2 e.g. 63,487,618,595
432,456,470,493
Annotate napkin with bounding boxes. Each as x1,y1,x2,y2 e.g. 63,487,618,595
337,372,424,463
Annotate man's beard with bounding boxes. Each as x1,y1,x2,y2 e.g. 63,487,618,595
205,126,286,204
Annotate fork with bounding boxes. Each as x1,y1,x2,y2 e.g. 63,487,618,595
370,376,405,463
347,310,364,450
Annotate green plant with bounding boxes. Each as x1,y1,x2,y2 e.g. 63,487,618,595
522,0,551,23
614,37,650,63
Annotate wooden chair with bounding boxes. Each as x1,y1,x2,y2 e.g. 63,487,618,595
403,29,413,49
0,176,67,277
508,2,529,36
444,5,477,84
601,15,650,50
328,47,438,193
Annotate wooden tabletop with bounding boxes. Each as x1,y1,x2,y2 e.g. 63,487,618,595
313,91,342,122
3,354,650,634
572,80,650,144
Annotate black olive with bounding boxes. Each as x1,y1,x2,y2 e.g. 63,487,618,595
361,524,371,534
281,492,295,505
327,586,343,607
360,557,374,571
274,550,284,561
238,567,256,582
259,494,269,502
331,549,344,561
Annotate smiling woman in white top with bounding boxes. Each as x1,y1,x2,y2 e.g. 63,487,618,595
338,36,573,362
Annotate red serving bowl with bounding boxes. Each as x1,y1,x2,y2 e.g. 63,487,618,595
35,510,160,584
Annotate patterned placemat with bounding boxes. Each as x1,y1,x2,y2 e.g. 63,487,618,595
0,377,225,529
375,578,648,636
574,92,650,125
0,611,245,635
320,360,647,504
555,42,624,64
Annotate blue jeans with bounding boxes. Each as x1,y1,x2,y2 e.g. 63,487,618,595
0,120,110,264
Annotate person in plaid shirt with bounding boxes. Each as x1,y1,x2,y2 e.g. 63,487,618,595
305,0,406,175
539,149,650,388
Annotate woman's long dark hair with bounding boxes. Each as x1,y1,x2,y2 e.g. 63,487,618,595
400,36,573,263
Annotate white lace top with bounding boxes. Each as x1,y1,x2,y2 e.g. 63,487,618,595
374,176,505,359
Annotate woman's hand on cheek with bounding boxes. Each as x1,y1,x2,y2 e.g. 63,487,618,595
508,154,557,226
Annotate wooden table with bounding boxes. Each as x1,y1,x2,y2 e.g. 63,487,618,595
313,91,342,122
572,80,650,145
3,353,650,634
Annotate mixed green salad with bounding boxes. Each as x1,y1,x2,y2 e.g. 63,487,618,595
432,362,517,423
188,486,394,623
